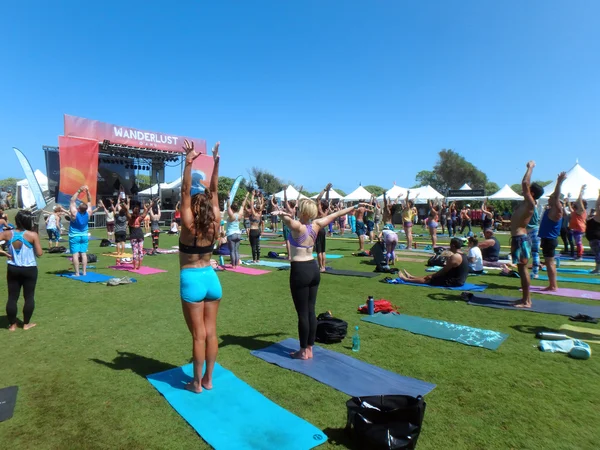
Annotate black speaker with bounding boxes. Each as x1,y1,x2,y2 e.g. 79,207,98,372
113,179,121,191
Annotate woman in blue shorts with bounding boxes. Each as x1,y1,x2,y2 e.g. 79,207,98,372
179,139,222,394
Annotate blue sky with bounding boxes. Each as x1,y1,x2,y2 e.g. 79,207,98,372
1,1,599,194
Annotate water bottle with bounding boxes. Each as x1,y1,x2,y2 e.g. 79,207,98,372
219,255,225,266
556,258,561,267
536,331,569,340
367,296,375,315
352,326,361,352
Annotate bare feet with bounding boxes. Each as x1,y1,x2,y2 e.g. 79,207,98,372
201,374,213,390
290,349,309,360
23,323,37,330
184,380,203,393
8,323,17,332
73,273,80,277
82,272,87,276
514,300,532,308
541,286,557,292
306,347,314,359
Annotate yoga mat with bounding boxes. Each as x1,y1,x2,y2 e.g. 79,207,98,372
243,260,290,268
559,324,600,344
261,244,288,249
220,264,270,275
0,386,18,422
147,362,327,450
362,313,508,350
312,253,344,259
529,286,600,301
542,267,595,275
323,268,380,278
109,264,167,275
102,253,133,258
537,275,600,285
395,256,429,263
560,261,595,267
385,278,487,291
465,294,600,317
425,267,488,276
252,338,435,397
57,272,116,283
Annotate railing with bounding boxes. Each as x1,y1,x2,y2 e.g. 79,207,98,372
87,210,177,229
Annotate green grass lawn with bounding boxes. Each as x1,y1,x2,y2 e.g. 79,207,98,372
1,220,599,449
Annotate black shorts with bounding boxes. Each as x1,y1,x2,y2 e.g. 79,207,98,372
429,275,462,287
541,237,558,258
115,231,127,243
313,228,326,253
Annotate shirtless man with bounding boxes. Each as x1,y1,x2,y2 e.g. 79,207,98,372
355,198,374,252
511,161,544,307
382,193,402,231
539,172,567,291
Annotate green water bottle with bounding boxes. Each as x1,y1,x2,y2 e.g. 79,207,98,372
352,326,360,352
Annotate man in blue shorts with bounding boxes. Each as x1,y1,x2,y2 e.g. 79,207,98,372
68,185,93,276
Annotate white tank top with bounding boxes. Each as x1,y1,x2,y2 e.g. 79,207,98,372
47,214,57,230
7,231,37,267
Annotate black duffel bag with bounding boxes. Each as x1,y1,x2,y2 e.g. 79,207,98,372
346,395,426,449
87,253,98,263
426,254,446,267
315,312,347,344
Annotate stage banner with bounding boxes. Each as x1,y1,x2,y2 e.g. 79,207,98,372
57,136,99,206
190,155,215,195
13,147,47,210
64,114,206,153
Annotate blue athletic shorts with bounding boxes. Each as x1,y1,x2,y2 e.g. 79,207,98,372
356,221,367,236
511,234,532,265
180,266,222,303
366,220,375,233
69,233,89,254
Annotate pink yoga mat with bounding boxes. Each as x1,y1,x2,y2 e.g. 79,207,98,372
529,286,600,301
109,264,167,275
219,264,270,275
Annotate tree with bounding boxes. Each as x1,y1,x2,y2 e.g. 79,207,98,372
363,185,385,197
218,176,247,206
510,180,552,195
485,181,500,195
0,177,19,190
135,174,152,190
413,149,488,194
248,167,283,195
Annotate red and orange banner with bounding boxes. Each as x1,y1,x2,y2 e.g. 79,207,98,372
191,154,215,194
64,114,206,153
57,136,99,206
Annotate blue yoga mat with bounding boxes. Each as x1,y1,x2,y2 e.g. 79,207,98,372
425,267,487,276
56,272,117,283
312,253,344,259
251,338,435,397
465,294,600,317
147,362,327,450
362,313,508,350
537,275,600,285
385,278,487,292
543,267,594,275
244,260,290,268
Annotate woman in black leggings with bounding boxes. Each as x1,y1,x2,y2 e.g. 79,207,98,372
278,198,367,360
1,210,43,331
560,204,574,255
248,190,264,262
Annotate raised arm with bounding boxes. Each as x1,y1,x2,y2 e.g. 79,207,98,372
124,197,132,220
521,161,536,207
550,172,567,211
575,184,586,213
315,203,369,228
210,143,221,218
481,199,490,216
70,186,84,217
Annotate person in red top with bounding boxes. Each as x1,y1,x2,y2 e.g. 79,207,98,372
568,185,588,260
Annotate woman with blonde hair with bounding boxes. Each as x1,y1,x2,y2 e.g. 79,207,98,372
277,197,369,360
179,140,221,393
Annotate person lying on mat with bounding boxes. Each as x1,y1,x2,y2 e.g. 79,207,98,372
511,161,544,308
467,236,484,274
398,238,469,287
276,199,370,360
179,139,222,394
539,172,567,291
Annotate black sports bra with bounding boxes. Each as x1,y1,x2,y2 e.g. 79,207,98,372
179,223,216,255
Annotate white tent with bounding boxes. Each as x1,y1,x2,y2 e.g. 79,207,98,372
488,184,523,201
543,162,600,201
139,177,182,196
17,169,48,208
343,185,373,202
408,185,444,204
376,184,408,201
459,183,471,190
274,185,308,200
310,188,344,200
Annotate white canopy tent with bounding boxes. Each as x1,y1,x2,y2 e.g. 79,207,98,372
17,169,48,208
459,183,471,190
376,184,408,202
542,162,600,201
408,185,444,204
343,185,373,202
487,184,523,201
274,185,308,200
310,188,344,200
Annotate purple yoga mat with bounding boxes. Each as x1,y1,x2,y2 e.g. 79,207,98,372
529,286,600,301
109,264,167,275
220,264,270,275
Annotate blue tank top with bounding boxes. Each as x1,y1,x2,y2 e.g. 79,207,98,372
527,207,539,230
538,210,562,239
226,213,241,236
7,231,37,267
70,211,89,234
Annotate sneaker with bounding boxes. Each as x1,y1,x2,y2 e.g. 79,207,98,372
574,257,583,261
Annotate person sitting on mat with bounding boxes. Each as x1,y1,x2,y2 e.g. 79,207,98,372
586,189,600,274
510,161,544,308
179,139,222,394
539,171,567,290
276,198,370,360
68,185,93,277
398,237,469,287
467,236,484,274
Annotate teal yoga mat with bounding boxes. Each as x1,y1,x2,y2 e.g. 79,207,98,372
244,260,290,268
362,313,508,350
147,363,327,450
312,253,344,259
542,267,595,275
56,272,118,283
537,275,600,285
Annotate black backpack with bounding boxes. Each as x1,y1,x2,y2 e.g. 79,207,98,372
100,239,111,247
427,254,446,267
315,312,348,344
87,254,98,263
346,395,426,449
48,246,67,254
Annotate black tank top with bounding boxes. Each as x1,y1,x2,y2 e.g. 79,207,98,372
481,237,500,261
445,254,470,287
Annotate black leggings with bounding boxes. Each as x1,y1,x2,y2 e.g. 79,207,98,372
249,229,261,261
6,265,38,325
561,228,574,255
290,260,321,348
152,230,160,250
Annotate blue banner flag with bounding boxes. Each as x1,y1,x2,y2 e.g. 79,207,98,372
13,147,47,209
